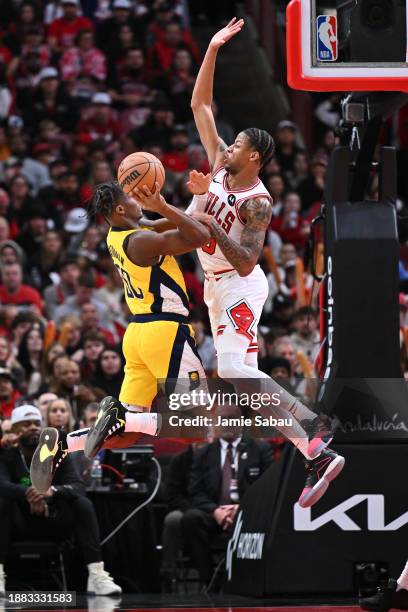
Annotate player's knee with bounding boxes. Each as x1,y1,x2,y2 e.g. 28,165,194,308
217,353,243,381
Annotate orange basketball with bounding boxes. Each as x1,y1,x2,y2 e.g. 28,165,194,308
117,152,165,194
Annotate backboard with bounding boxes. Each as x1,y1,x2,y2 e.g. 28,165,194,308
286,0,408,91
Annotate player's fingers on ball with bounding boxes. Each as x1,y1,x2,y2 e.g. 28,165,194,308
153,181,160,194
142,185,151,195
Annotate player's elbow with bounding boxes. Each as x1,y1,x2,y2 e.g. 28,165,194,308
237,257,256,277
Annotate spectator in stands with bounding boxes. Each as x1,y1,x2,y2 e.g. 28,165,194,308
26,230,63,292
44,257,81,319
6,174,37,226
270,192,310,252
47,0,94,52
94,264,124,322
54,270,109,327
290,306,320,363
274,120,303,174
0,404,122,596
182,404,273,589
16,205,48,255
190,312,216,376
25,67,79,136
133,99,174,149
36,392,58,419
0,262,43,314
17,323,45,395
266,173,285,217
0,218,10,242
60,29,107,84
6,1,44,54
285,151,309,191
162,444,195,589
0,336,24,388
162,125,190,174
10,311,40,350
80,302,115,345
165,49,197,122
0,240,26,270
47,357,91,424
148,20,200,72
77,330,106,379
298,154,328,212
0,368,21,420
41,342,67,386
40,170,81,219
45,397,74,433
91,346,124,397
78,92,122,149
97,0,143,50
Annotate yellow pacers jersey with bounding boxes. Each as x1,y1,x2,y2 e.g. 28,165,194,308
106,227,189,318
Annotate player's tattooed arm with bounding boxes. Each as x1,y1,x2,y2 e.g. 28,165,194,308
194,196,272,277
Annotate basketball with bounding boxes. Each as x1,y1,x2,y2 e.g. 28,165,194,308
117,152,165,194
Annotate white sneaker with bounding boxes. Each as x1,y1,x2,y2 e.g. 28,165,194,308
87,562,122,596
87,595,122,612
0,566,5,597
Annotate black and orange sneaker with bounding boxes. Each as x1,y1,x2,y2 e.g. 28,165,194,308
30,427,68,493
360,579,408,611
297,448,345,508
84,396,127,459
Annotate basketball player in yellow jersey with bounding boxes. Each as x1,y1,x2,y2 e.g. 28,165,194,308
30,180,210,493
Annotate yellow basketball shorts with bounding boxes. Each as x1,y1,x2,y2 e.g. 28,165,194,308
119,317,206,410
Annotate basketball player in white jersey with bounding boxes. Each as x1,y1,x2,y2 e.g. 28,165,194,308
188,17,345,507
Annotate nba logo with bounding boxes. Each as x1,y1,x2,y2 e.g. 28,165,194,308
317,15,338,61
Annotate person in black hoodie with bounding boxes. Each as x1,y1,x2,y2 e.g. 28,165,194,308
91,346,124,398
0,404,121,596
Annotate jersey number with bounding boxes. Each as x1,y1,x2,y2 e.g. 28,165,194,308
201,238,216,255
115,264,144,299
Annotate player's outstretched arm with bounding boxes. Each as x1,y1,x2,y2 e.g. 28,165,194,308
139,171,211,230
193,196,272,277
127,184,211,265
191,17,244,168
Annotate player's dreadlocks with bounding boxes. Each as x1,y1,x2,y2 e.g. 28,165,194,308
86,181,124,224
243,127,275,168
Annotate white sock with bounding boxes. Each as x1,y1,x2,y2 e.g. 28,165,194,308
88,561,103,573
67,428,90,452
122,403,144,412
124,411,159,436
397,561,408,590
0,563,3,574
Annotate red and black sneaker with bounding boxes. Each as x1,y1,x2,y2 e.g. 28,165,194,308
297,448,345,508
360,579,408,611
301,413,338,459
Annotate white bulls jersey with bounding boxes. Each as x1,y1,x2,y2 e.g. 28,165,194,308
197,166,271,273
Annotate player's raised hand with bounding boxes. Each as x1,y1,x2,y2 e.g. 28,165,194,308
132,182,167,213
209,17,244,50
186,170,211,195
